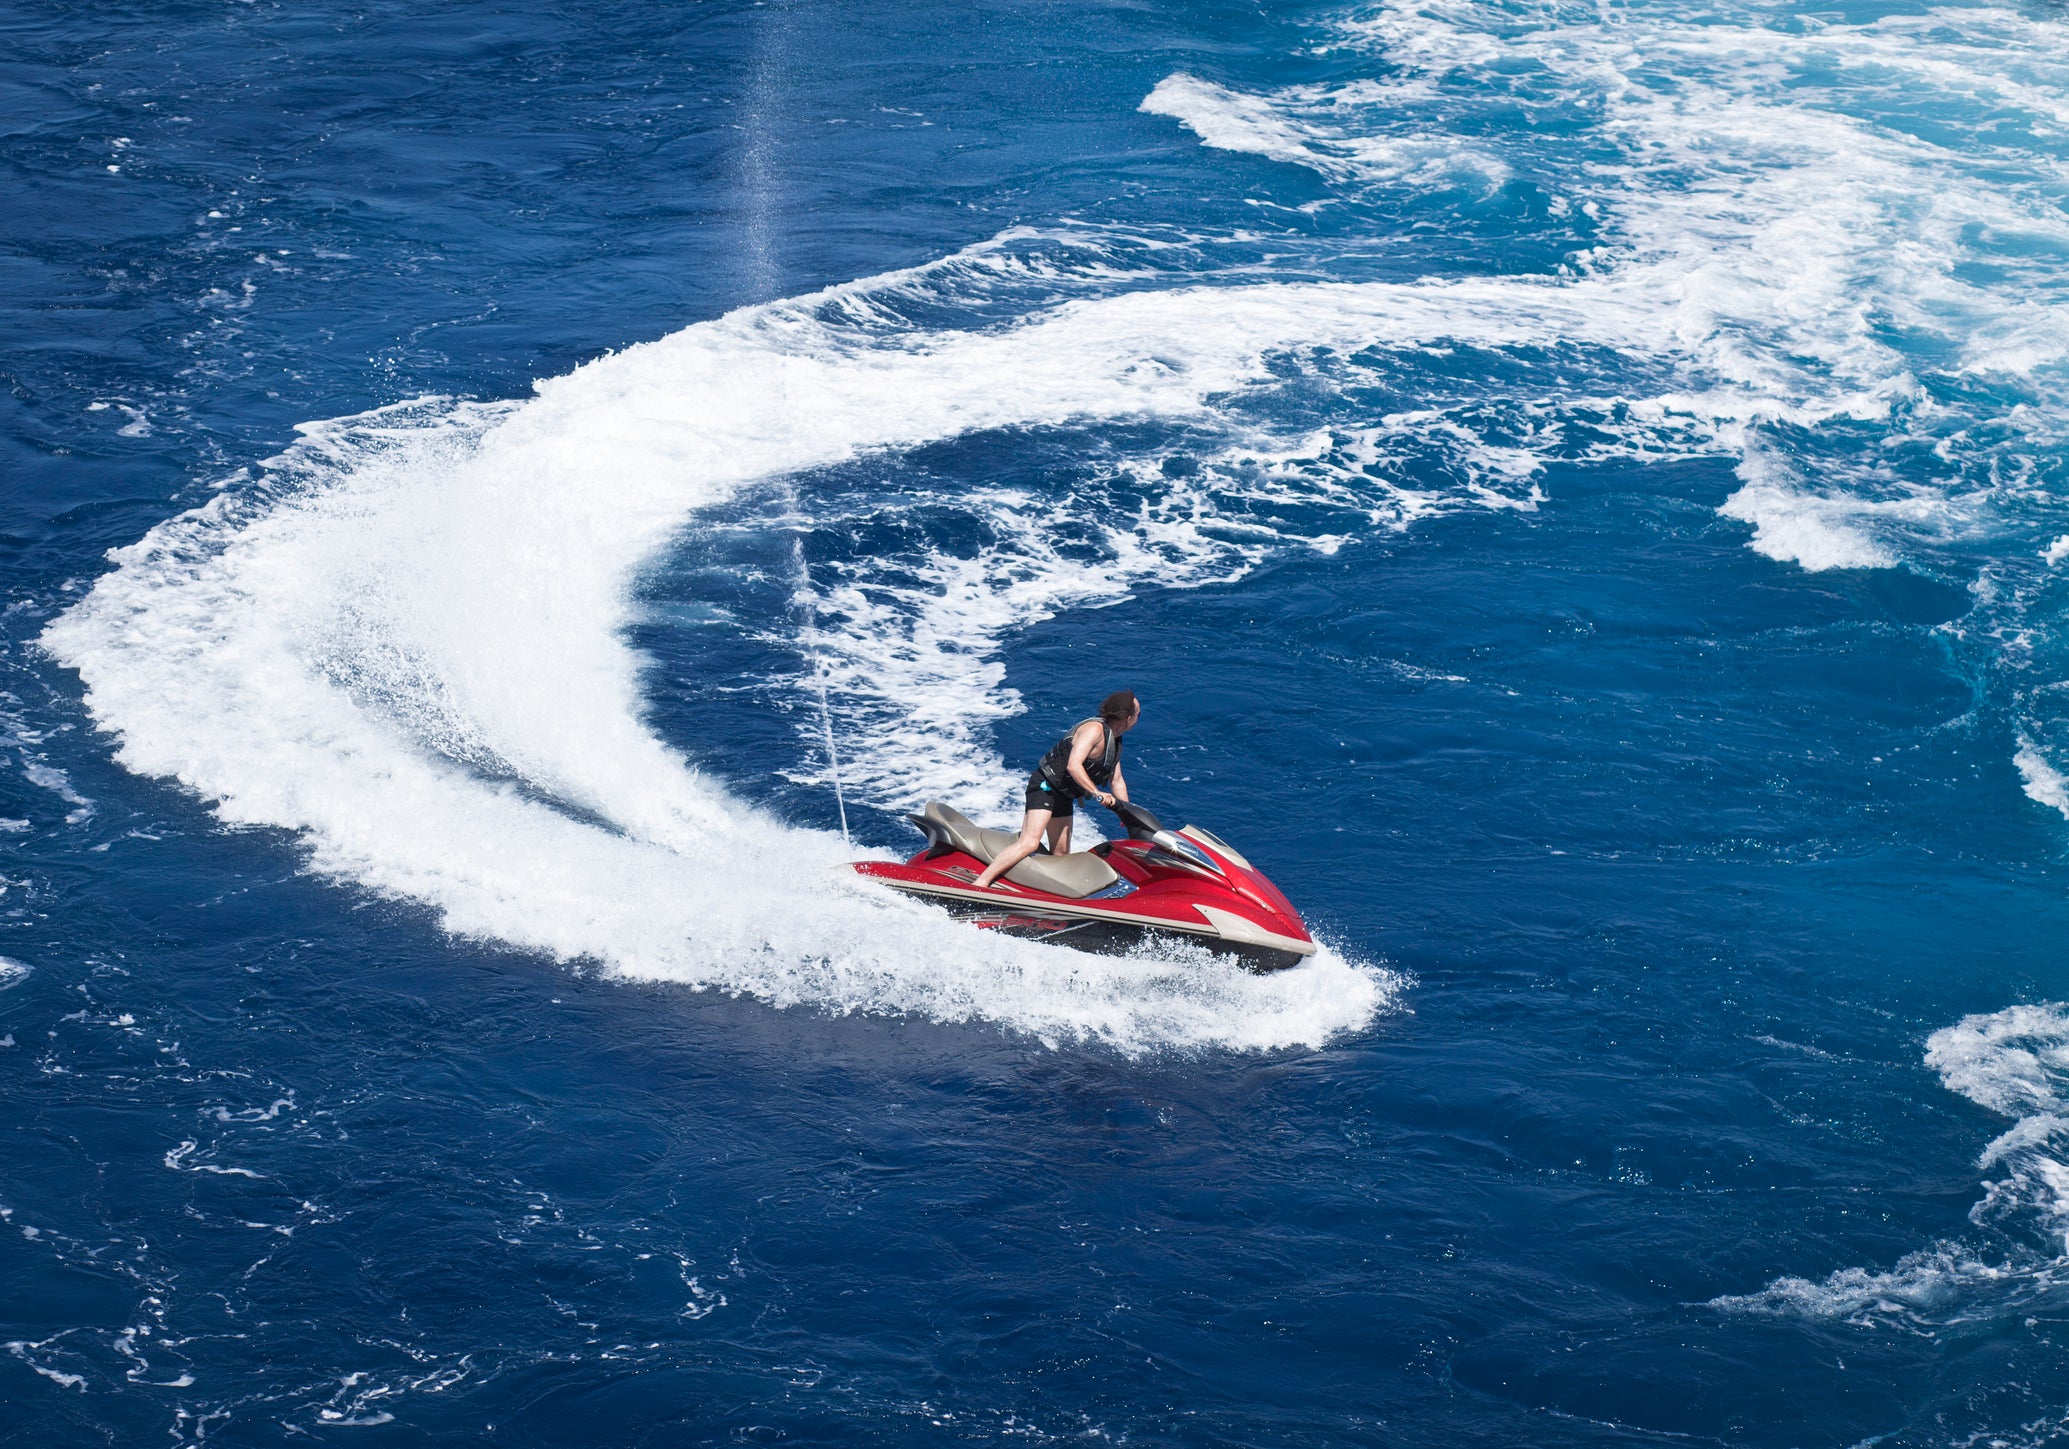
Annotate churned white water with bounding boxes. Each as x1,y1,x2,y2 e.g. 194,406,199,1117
1716,1004,2069,1329
62,258,1610,1049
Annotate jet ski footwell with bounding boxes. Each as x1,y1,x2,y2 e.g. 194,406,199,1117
848,801,1318,973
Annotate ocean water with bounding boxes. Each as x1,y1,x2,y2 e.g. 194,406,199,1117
6,0,2069,1441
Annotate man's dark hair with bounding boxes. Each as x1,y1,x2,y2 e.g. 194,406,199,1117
1099,690,1139,725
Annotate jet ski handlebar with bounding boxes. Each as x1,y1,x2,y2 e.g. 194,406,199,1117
1109,799,1164,840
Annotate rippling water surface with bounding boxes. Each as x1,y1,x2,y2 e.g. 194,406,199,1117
6,0,2069,1442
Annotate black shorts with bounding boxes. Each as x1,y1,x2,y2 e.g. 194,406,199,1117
1024,772,1078,818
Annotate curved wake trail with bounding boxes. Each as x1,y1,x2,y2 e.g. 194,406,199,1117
61,262,1656,1048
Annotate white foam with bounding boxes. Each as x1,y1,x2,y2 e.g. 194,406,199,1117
1328,0,2069,564
2015,739,2069,820
163,1140,265,1178
1716,1003,2069,1328
1926,1003,2069,1124
4,1341,85,1392
17,762,94,823
1712,1240,2033,1328
60,259,1579,1048
1,694,96,824
1141,73,1507,190
1717,450,1898,573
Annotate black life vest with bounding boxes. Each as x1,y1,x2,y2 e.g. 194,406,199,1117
1037,718,1121,799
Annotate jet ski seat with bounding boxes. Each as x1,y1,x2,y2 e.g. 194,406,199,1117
909,801,1121,900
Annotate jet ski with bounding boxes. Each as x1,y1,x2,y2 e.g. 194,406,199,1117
848,799,1317,972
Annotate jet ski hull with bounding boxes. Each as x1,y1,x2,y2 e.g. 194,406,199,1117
933,891,1308,973
849,802,1318,973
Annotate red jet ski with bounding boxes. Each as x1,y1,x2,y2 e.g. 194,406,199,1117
848,799,1317,972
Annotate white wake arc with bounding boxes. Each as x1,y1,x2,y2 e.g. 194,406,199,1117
60,272,1639,1048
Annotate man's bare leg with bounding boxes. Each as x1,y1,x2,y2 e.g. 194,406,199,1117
1047,815,1072,856
973,807,1055,890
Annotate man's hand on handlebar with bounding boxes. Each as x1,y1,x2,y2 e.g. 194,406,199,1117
1097,792,1118,809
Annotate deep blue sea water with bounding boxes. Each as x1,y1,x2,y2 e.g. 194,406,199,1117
8,0,2069,1443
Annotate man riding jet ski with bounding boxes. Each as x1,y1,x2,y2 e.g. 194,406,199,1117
974,689,1142,891
847,692,1317,972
